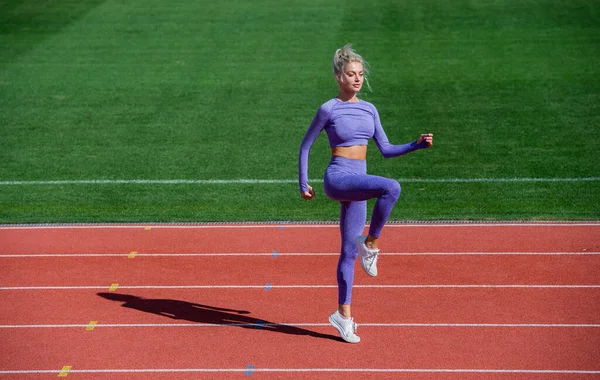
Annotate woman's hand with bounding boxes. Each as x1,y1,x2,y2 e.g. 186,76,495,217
418,133,433,147
301,184,315,200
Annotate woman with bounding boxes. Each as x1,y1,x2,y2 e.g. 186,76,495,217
298,44,433,343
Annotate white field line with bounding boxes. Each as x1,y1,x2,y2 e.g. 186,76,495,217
1,177,599,186
1,222,599,230
1,251,599,258
1,284,599,291
1,322,599,329
0,368,599,375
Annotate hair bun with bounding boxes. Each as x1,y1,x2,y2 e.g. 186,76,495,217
331,44,371,91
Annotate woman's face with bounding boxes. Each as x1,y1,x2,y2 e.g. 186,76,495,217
338,61,364,94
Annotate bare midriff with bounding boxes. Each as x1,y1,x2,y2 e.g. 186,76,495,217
332,145,367,161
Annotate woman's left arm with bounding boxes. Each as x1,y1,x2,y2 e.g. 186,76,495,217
371,105,433,158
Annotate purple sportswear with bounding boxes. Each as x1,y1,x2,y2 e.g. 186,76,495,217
299,98,427,304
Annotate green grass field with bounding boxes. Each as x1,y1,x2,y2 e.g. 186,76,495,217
1,0,599,223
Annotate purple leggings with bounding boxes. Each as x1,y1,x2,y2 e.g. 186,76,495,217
324,156,401,305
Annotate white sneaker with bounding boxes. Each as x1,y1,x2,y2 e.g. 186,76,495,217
329,311,360,343
355,236,379,277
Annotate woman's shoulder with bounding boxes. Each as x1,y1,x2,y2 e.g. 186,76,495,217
319,98,338,110
314,98,338,117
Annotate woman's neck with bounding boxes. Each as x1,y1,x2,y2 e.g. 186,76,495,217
336,90,359,103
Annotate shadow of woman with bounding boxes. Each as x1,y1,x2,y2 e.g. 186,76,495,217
97,293,341,342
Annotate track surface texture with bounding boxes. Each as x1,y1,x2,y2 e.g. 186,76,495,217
1,222,599,379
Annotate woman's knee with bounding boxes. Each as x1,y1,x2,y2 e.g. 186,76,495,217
342,244,357,260
386,179,401,200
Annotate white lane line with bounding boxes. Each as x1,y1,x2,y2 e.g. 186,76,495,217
1,177,599,186
1,284,599,290
1,251,599,258
1,322,599,329
1,222,599,230
0,368,599,374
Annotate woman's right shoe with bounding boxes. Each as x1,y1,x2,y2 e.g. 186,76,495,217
355,236,379,276
329,311,360,343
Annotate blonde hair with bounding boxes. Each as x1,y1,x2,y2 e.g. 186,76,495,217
332,43,371,91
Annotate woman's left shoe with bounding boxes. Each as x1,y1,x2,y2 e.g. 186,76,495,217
355,236,379,276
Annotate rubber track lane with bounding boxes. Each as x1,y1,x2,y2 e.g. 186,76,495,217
1,224,599,254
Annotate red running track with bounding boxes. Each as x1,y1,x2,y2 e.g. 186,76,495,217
0,223,599,379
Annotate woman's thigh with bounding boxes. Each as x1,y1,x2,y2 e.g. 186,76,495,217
325,173,397,203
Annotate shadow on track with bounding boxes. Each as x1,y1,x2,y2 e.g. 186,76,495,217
97,292,342,342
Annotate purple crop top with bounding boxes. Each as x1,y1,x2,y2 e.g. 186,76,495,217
298,98,428,193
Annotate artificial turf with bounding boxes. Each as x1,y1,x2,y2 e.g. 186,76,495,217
1,0,599,223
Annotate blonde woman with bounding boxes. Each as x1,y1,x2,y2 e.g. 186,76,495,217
298,44,433,343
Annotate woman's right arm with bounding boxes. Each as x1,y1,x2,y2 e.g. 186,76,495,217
298,105,330,198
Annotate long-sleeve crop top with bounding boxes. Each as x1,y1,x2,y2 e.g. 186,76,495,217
298,98,428,193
